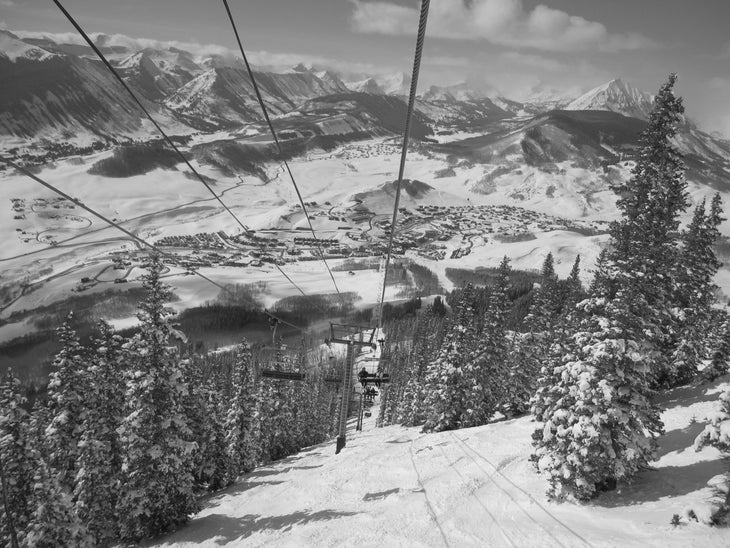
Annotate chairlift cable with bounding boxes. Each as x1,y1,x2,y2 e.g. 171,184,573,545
221,0,345,306
52,0,311,302
375,0,430,329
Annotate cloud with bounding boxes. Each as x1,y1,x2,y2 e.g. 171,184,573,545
425,55,470,67
0,1,15,7
498,51,566,71
350,0,656,52
11,29,388,76
709,77,730,90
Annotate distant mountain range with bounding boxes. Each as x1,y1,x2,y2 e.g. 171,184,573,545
2,28,730,194
0,30,665,141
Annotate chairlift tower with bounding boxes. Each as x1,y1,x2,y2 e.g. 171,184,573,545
326,323,378,454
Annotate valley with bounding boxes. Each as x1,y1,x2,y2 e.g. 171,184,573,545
3,28,730,383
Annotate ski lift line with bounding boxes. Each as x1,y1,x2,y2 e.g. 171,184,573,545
220,0,344,305
375,0,430,330
52,0,254,239
0,156,306,334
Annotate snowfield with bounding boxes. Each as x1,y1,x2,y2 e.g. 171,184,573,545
149,376,730,548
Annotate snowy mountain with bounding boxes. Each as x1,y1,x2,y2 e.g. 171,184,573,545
346,77,385,95
420,83,492,103
313,69,351,93
117,48,204,101
0,31,192,142
0,30,57,63
165,67,350,129
566,78,654,120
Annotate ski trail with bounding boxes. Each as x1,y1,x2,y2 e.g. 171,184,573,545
451,433,593,548
408,441,452,548
435,443,518,548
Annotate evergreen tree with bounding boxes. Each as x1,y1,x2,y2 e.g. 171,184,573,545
397,311,445,426
422,284,479,431
224,342,259,483
44,317,86,494
24,455,88,547
532,287,662,500
73,321,125,545
695,388,730,452
0,371,33,548
532,75,688,500
180,356,227,491
706,311,730,381
694,384,730,512
610,73,689,384
565,255,584,307
462,256,511,426
117,255,199,541
200,378,229,492
509,253,560,414
669,194,724,385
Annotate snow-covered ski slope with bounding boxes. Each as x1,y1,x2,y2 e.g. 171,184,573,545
150,376,730,547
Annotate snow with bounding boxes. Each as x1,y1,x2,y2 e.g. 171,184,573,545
148,375,730,547
0,31,55,62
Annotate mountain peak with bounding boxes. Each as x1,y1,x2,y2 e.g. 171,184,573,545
566,78,654,120
292,63,311,73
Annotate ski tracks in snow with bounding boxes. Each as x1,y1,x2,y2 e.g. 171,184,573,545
450,433,592,548
408,432,593,548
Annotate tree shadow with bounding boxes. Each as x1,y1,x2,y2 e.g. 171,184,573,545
363,487,400,501
246,468,285,478
292,464,323,470
203,480,286,506
172,509,360,545
656,379,726,410
592,459,727,508
656,422,707,458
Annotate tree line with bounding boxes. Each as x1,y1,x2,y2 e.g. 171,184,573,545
0,256,342,546
379,75,730,510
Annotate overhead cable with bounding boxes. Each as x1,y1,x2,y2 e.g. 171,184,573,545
375,0,430,328
221,0,345,304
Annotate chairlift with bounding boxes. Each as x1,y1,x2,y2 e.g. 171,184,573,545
257,339,306,382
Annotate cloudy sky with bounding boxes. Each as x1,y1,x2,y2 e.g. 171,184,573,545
3,0,730,135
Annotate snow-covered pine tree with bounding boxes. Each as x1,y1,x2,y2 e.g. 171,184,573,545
224,341,260,482
397,310,445,426
532,74,689,500
462,256,512,427
508,253,560,414
610,73,689,385
201,377,229,492
73,321,125,545
0,370,33,548
706,311,730,381
180,355,227,491
24,453,88,547
117,255,199,541
669,194,724,385
694,384,730,512
565,255,584,307
422,284,478,431
532,285,663,501
695,388,730,452
44,316,86,494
